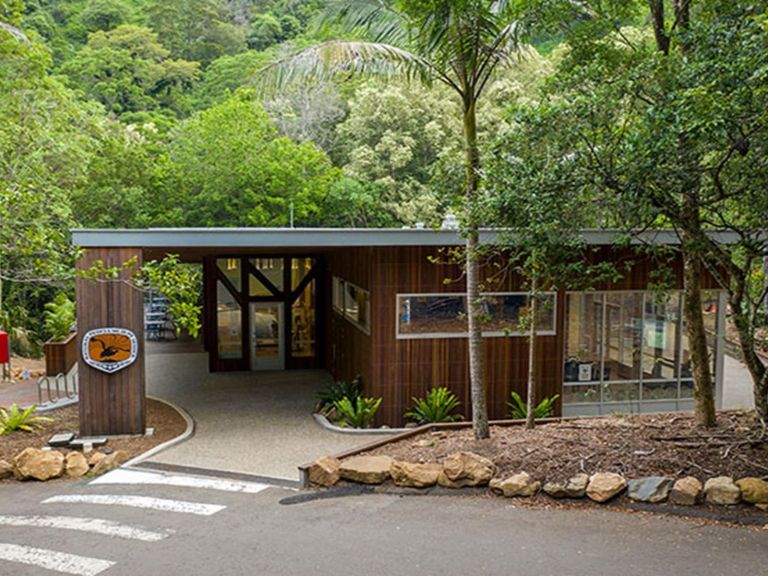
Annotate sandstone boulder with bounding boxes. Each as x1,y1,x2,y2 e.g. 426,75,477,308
543,481,568,498
437,452,495,488
565,474,589,498
307,456,341,487
0,459,13,479
669,477,702,506
735,477,768,505
13,448,64,481
586,472,627,503
704,476,741,506
87,452,106,467
627,476,674,503
64,452,90,478
339,455,393,484
90,451,129,477
390,461,442,488
496,472,541,498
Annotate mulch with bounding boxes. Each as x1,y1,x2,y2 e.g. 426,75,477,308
0,399,187,483
363,411,768,483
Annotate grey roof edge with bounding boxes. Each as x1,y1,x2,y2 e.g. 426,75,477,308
70,227,743,248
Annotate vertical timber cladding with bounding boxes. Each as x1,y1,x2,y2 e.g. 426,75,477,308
76,247,146,436
370,246,562,427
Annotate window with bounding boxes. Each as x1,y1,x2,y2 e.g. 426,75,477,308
216,280,242,359
563,290,722,416
332,276,370,334
396,292,557,339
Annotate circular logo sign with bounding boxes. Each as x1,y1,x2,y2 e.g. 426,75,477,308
82,328,138,374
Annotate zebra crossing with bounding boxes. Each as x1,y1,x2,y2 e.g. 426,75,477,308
0,468,279,575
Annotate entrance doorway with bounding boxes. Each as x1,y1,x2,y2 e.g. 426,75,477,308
250,302,284,370
208,255,321,372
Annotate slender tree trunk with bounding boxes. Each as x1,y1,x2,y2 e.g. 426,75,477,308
464,98,489,440
525,266,538,430
681,218,717,427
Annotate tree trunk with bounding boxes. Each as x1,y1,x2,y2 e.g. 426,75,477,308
681,228,717,428
525,267,538,430
464,98,489,440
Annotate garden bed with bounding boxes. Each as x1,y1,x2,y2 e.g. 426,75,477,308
0,398,187,483
361,411,768,482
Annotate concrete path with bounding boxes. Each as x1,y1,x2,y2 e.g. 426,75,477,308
144,352,381,482
722,354,757,410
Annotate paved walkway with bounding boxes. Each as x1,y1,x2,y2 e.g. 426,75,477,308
144,352,381,481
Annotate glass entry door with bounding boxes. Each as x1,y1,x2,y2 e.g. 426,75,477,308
250,302,284,370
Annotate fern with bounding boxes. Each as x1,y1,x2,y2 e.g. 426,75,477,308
507,392,559,420
404,387,463,424
0,404,53,435
43,294,75,341
333,396,381,428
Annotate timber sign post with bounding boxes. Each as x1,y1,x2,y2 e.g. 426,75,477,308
81,328,138,374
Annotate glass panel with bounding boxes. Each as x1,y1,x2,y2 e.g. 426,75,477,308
642,293,680,380
344,282,359,320
248,258,283,296
398,294,467,336
482,293,556,334
564,293,603,383
252,305,280,357
217,258,241,293
332,276,344,312
602,381,640,403
680,379,694,398
291,258,315,291
604,293,642,381
217,280,242,359
642,381,678,401
562,384,600,404
292,280,316,357
702,290,719,377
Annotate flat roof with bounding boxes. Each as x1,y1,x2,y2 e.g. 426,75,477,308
70,227,742,248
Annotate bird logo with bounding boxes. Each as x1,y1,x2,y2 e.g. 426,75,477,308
83,329,137,373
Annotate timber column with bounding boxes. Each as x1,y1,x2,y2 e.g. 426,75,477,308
76,247,146,436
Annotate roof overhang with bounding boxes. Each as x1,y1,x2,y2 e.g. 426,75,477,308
71,227,742,249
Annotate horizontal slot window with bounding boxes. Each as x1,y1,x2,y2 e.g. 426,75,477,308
396,292,557,339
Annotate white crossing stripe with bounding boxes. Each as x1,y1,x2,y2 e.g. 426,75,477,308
42,495,225,516
90,468,270,494
0,543,114,576
0,515,172,542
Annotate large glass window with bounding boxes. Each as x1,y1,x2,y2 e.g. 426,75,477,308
248,258,283,296
292,280,316,357
216,280,242,359
563,290,722,415
396,292,556,339
217,258,241,292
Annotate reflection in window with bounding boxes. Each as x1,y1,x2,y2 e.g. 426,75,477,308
217,280,242,359
564,294,603,383
397,293,556,338
643,293,680,381
248,258,283,296
292,280,316,357
217,258,241,292
604,293,642,382
332,275,371,334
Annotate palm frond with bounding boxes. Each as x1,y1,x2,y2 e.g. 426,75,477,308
317,0,408,46
0,21,29,44
255,40,433,95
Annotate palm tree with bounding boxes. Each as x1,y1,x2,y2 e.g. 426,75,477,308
259,0,525,439
0,21,29,44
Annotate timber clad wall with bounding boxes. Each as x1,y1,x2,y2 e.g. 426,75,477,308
76,247,146,436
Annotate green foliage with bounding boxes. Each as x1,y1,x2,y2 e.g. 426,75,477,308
43,294,75,341
316,377,361,411
79,0,135,33
333,395,382,428
140,255,203,338
61,24,200,117
0,403,53,434
507,392,559,420
404,387,462,424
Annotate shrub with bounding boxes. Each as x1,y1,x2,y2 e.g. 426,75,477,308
0,404,53,435
333,396,381,428
43,294,76,341
404,387,463,424
507,392,559,420
316,376,362,412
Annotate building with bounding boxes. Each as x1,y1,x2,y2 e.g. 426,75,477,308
71,228,727,435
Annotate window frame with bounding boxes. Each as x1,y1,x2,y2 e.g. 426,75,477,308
332,275,371,335
395,291,558,340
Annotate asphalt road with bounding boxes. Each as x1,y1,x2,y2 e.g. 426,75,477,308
0,469,765,576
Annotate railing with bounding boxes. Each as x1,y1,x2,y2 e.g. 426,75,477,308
37,364,79,406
